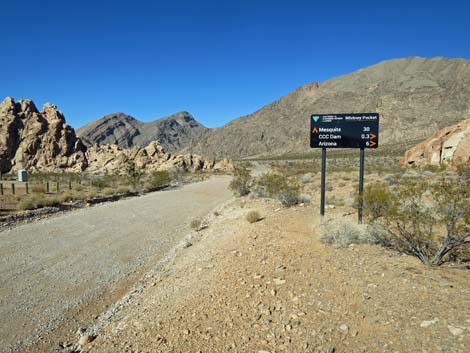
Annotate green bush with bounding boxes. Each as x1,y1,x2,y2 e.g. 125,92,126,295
246,210,261,223
127,161,143,188
151,170,171,188
190,219,202,230
254,173,301,207
364,164,470,266
229,167,251,196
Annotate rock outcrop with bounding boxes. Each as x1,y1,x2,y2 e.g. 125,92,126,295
185,57,470,158
77,111,207,152
400,119,470,167
0,97,87,173
85,140,232,174
0,98,232,174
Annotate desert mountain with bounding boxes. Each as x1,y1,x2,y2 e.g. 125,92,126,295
184,56,470,158
0,97,231,174
400,119,470,167
77,111,207,152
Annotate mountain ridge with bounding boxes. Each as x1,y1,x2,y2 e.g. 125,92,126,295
77,111,207,152
184,56,470,158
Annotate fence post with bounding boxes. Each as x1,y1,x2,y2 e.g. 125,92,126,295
26,182,29,194
46,181,50,193
12,183,15,195
56,181,60,193
69,181,72,191
0,183,3,195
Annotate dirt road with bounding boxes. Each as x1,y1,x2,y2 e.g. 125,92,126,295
0,176,232,353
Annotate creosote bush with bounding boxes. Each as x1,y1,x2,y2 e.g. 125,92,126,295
229,167,251,196
246,210,261,224
253,172,301,207
364,164,470,266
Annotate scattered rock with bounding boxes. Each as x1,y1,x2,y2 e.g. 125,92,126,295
447,325,465,336
420,319,439,328
78,334,95,346
273,278,286,285
339,324,349,334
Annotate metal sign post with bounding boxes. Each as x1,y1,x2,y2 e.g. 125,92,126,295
320,148,326,222
358,147,365,224
310,113,379,223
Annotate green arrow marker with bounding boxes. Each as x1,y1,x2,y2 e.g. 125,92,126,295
312,115,320,123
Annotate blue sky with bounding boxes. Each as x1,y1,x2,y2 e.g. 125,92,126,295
1,0,469,128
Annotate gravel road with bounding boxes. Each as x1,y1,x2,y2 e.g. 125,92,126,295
0,176,232,353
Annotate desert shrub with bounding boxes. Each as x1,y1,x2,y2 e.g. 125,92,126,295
73,184,84,192
102,187,115,196
126,161,143,188
246,210,261,224
326,196,345,207
246,211,261,223
58,192,73,203
86,190,98,199
18,195,61,211
363,164,470,266
320,218,375,248
254,173,301,207
190,219,201,230
151,170,171,188
301,173,312,184
18,197,37,210
91,177,110,189
31,184,45,194
70,191,86,201
213,211,220,217
116,186,131,194
229,167,252,196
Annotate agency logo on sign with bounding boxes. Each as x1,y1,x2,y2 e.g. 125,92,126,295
311,115,320,123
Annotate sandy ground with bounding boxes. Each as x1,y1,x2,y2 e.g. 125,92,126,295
0,176,232,353
85,192,470,353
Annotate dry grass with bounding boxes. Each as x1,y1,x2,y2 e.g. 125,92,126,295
246,210,261,223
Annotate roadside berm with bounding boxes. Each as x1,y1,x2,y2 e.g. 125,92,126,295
78,196,470,353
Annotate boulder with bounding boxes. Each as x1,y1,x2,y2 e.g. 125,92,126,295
400,119,470,167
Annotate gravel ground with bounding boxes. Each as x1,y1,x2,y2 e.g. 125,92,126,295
87,194,470,353
0,176,232,353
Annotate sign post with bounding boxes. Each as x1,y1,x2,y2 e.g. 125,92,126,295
310,113,379,223
358,147,365,224
320,148,326,222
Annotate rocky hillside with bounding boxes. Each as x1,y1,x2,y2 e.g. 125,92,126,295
185,56,470,158
77,111,207,152
86,141,233,174
0,97,87,173
400,119,470,167
0,97,230,174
